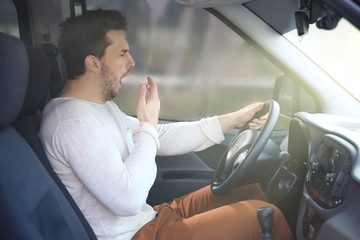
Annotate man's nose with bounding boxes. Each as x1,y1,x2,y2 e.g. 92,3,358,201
127,54,135,68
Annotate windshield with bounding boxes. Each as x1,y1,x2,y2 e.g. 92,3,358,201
284,19,360,102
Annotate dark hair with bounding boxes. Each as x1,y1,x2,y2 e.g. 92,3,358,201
58,9,127,80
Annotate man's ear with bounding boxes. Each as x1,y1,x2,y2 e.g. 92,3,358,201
84,55,101,74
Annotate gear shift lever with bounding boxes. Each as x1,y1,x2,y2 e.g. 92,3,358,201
257,206,274,240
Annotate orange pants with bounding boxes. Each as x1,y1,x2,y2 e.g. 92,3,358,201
133,184,293,240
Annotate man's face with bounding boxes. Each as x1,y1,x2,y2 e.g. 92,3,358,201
99,30,135,101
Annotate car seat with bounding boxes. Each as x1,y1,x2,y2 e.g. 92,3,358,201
0,32,97,240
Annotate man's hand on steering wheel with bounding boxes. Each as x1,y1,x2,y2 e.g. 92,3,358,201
249,113,268,130
218,102,265,133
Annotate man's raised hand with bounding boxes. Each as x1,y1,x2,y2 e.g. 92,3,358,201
136,76,160,128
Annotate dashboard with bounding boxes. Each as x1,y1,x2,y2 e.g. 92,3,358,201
293,113,360,240
267,112,360,240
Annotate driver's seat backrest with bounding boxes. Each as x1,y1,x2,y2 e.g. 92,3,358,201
0,32,96,239
12,45,97,239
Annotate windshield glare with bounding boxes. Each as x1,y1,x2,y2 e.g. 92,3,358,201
284,19,360,102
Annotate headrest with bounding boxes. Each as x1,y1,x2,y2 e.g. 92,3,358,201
20,47,51,115
0,32,28,126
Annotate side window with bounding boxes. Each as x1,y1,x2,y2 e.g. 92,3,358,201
0,0,19,37
88,0,282,121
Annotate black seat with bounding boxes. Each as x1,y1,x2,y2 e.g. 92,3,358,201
12,47,51,170
0,32,96,240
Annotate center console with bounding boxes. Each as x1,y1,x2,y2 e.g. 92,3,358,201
302,134,353,239
305,135,352,208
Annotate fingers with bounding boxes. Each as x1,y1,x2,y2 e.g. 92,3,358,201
136,76,160,128
249,122,262,130
147,76,158,99
138,84,147,98
252,113,268,123
136,84,146,122
249,102,265,120
251,118,264,124
249,120,265,129
249,112,268,130
137,84,147,106
137,76,158,104
147,76,155,88
259,113,268,120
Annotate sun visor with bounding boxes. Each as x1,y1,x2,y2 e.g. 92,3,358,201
175,0,253,8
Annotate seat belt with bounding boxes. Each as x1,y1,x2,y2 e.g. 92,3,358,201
42,43,66,98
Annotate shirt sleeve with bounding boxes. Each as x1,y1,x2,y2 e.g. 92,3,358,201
156,116,225,156
122,110,225,156
54,119,158,216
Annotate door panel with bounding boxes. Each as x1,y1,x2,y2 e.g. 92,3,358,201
147,153,214,206
148,121,288,205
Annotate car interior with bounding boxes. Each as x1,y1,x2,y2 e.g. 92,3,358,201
1,0,360,239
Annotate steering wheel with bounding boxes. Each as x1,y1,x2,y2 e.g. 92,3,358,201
211,100,280,195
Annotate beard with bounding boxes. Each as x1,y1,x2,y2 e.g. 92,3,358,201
100,62,120,102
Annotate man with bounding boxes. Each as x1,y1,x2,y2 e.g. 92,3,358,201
39,9,292,240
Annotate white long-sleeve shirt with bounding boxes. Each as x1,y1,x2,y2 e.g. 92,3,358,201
39,98,224,240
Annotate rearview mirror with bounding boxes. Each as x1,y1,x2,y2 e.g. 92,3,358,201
273,74,318,130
